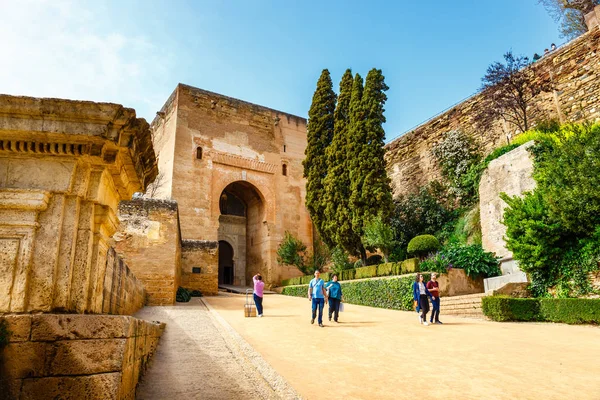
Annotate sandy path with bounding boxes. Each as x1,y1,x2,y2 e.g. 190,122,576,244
204,293,600,400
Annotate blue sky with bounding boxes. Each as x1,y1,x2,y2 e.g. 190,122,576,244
1,0,562,141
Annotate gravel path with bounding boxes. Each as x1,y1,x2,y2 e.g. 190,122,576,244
135,297,299,399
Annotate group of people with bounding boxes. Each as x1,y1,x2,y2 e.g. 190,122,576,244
253,270,343,326
412,272,442,325
533,42,557,61
253,270,443,327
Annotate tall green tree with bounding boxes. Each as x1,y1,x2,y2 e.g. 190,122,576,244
323,69,362,255
303,69,336,246
348,69,393,264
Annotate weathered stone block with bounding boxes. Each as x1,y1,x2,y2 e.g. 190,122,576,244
19,373,121,400
1,314,31,342
1,342,47,379
45,339,126,375
30,314,131,341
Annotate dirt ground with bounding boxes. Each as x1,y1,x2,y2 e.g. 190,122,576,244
204,293,600,400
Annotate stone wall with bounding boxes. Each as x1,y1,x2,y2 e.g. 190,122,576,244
114,199,181,306
479,142,536,262
385,27,600,197
102,248,146,315
0,314,164,400
0,95,157,314
180,240,219,295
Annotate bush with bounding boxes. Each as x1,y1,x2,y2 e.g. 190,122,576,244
282,273,431,311
355,265,378,279
354,260,363,268
276,232,310,275
377,262,395,276
366,255,383,266
407,235,440,257
176,287,191,302
419,243,500,278
482,296,600,324
330,246,354,273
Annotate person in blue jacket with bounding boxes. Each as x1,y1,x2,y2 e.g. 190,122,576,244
325,274,342,322
413,273,433,326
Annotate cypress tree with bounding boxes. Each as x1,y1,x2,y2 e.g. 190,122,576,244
349,69,393,264
323,69,362,255
303,69,336,247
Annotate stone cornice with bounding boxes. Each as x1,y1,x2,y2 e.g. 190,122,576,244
211,151,276,174
0,95,158,196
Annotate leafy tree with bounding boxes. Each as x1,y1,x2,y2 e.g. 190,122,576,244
501,123,600,296
539,0,599,39
348,69,393,264
363,215,396,262
330,246,354,273
276,232,327,275
323,69,362,254
303,69,336,247
391,181,457,254
478,51,550,135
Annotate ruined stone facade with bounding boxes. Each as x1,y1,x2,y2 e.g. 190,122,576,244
0,95,163,399
385,26,600,197
151,84,313,288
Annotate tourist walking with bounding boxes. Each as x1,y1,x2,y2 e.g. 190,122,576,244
308,270,327,327
326,274,342,322
427,272,442,324
253,273,265,317
412,273,432,326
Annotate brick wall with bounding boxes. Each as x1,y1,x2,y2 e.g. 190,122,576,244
0,314,164,400
385,27,600,197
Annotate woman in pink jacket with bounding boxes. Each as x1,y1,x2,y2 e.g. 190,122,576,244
253,273,265,317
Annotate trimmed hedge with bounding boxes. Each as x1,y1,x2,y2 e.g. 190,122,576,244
282,273,431,311
279,259,420,287
407,235,440,256
482,296,600,324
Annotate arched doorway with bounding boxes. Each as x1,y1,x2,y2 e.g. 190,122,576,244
218,240,234,285
218,181,266,286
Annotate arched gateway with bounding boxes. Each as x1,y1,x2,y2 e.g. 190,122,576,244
218,181,267,287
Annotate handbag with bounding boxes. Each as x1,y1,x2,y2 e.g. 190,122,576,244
339,302,344,312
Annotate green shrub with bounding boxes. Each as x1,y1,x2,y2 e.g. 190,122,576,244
300,275,313,285
340,269,355,281
282,273,431,311
400,258,420,273
330,246,354,273
0,319,9,349
420,243,500,278
176,287,191,303
407,235,440,257
376,262,395,276
321,272,330,282
482,296,600,324
539,298,600,324
482,296,541,322
355,265,378,279
354,259,363,268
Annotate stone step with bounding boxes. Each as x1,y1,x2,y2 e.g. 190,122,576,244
443,303,482,311
442,298,484,306
442,293,486,301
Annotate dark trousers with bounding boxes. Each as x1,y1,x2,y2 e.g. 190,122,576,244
419,294,430,321
431,297,440,322
328,298,341,321
253,294,263,315
312,297,325,324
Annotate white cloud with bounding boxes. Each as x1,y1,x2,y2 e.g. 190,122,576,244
0,0,171,121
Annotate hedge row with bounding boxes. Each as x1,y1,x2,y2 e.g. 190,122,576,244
281,273,430,311
280,259,419,287
482,296,600,324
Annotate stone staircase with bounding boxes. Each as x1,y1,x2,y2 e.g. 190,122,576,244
441,293,487,319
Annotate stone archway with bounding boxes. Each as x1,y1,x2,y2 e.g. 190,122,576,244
217,181,267,286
